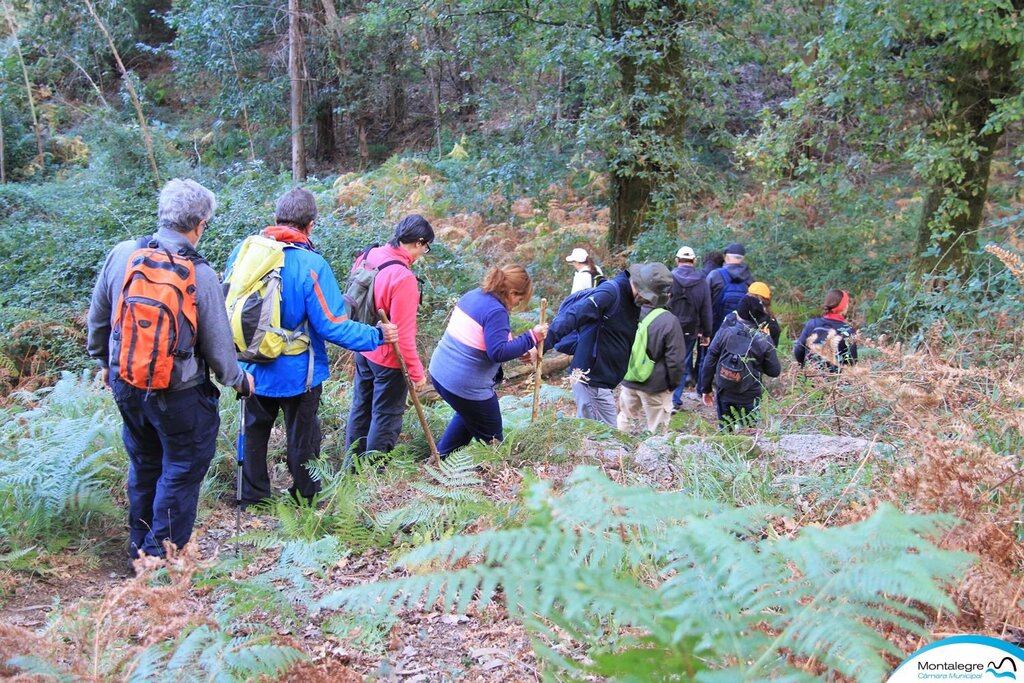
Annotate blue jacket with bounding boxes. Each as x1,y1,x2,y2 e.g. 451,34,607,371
546,272,641,389
226,226,384,397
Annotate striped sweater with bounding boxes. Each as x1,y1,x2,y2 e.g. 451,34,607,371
428,288,537,400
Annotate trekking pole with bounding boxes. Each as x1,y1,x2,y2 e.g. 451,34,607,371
531,298,547,422
235,397,246,558
377,309,440,465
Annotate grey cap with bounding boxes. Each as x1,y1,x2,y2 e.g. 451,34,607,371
630,262,673,306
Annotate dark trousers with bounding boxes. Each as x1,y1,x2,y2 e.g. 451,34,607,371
433,379,503,456
241,384,323,505
346,354,407,455
672,337,700,405
112,377,220,558
716,397,759,430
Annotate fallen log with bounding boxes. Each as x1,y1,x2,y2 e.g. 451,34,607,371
418,353,572,404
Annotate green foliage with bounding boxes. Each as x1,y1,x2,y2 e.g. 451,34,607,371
239,455,393,554
376,450,500,542
0,371,124,567
127,625,306,682
747,0,1024,275
320,466,971,681
864,252,1024,362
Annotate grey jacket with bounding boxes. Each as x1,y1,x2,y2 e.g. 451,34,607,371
87,228,246,391
621,304,686,394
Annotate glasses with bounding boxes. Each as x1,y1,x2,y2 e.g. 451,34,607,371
419,240,431,254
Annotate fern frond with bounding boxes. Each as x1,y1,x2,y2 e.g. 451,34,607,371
319,466,972,681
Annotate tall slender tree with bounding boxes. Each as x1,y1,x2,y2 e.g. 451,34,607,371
289,0,306,181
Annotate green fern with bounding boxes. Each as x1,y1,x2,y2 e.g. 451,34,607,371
128,624,306,682
320,466,972,682
0,373,124,563
236,455,393,552
375,450,499,540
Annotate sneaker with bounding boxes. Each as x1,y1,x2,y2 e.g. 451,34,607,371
672,403,683,414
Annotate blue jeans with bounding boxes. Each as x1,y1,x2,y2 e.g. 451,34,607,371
346,354,407,455
672,337,700,405
432,380,503,456
242,384,323,505
112,377,220,558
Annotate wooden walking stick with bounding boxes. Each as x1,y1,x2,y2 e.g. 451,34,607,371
378,308,440,465
531,298,548,422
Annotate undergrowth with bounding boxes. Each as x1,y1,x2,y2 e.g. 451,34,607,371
319,466,972,681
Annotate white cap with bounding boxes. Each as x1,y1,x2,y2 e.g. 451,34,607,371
676,246,696,260
565,247,589,263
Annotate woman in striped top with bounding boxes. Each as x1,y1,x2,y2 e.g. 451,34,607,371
428,265,548,456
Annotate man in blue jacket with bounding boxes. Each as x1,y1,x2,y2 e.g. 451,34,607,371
545,263,671,427
226,188,397,507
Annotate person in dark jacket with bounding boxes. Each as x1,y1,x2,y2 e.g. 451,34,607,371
699,249,725,278
429,265,547,456
545,263,670,427
700,295,781,430
720,280,781,348
707,242,754,335
794,288,858,371
87,178,254,562
669,245,713,410
224,188,398,507
617,298,685,434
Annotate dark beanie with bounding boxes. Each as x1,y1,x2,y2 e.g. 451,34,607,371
724,242,746,256
393,214,435,244
737,294,766,323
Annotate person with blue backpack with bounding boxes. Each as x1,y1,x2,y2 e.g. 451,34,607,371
707,242,754,336
545,263,671,427
794,289,858,372
699,295,781,430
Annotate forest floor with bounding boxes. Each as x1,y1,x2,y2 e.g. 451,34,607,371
2,352,1022,680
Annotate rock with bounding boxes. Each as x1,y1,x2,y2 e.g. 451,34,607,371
760,435,887,465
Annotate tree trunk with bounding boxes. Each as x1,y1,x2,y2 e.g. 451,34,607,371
2,0,43,166
914,46,1016,279
605,0,688,250
0,105,6,183
609,172,655,249
82,0,160,187
314,90,336,162
289,0,306,182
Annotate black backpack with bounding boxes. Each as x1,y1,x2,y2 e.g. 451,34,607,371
670,279,699,336
551,282,621,362
715,326,762,396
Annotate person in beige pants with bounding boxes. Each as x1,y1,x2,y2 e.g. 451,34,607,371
617,297,685,434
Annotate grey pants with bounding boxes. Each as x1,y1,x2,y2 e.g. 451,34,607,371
571,382,617,427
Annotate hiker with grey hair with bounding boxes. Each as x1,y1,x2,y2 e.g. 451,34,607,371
545,263,672,427
224,188,397,507
345,214,434,457
87,178,254,565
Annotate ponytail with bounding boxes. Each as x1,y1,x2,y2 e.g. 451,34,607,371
823,289,849,316
482,265,533,310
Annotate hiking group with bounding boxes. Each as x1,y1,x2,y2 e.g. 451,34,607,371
87,178,858,565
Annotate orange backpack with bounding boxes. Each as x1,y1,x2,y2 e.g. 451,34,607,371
113,238,203,390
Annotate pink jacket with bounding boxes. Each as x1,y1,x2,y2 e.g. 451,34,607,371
352,244,424,381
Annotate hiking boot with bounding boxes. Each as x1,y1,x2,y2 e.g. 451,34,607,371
672,403,683,414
